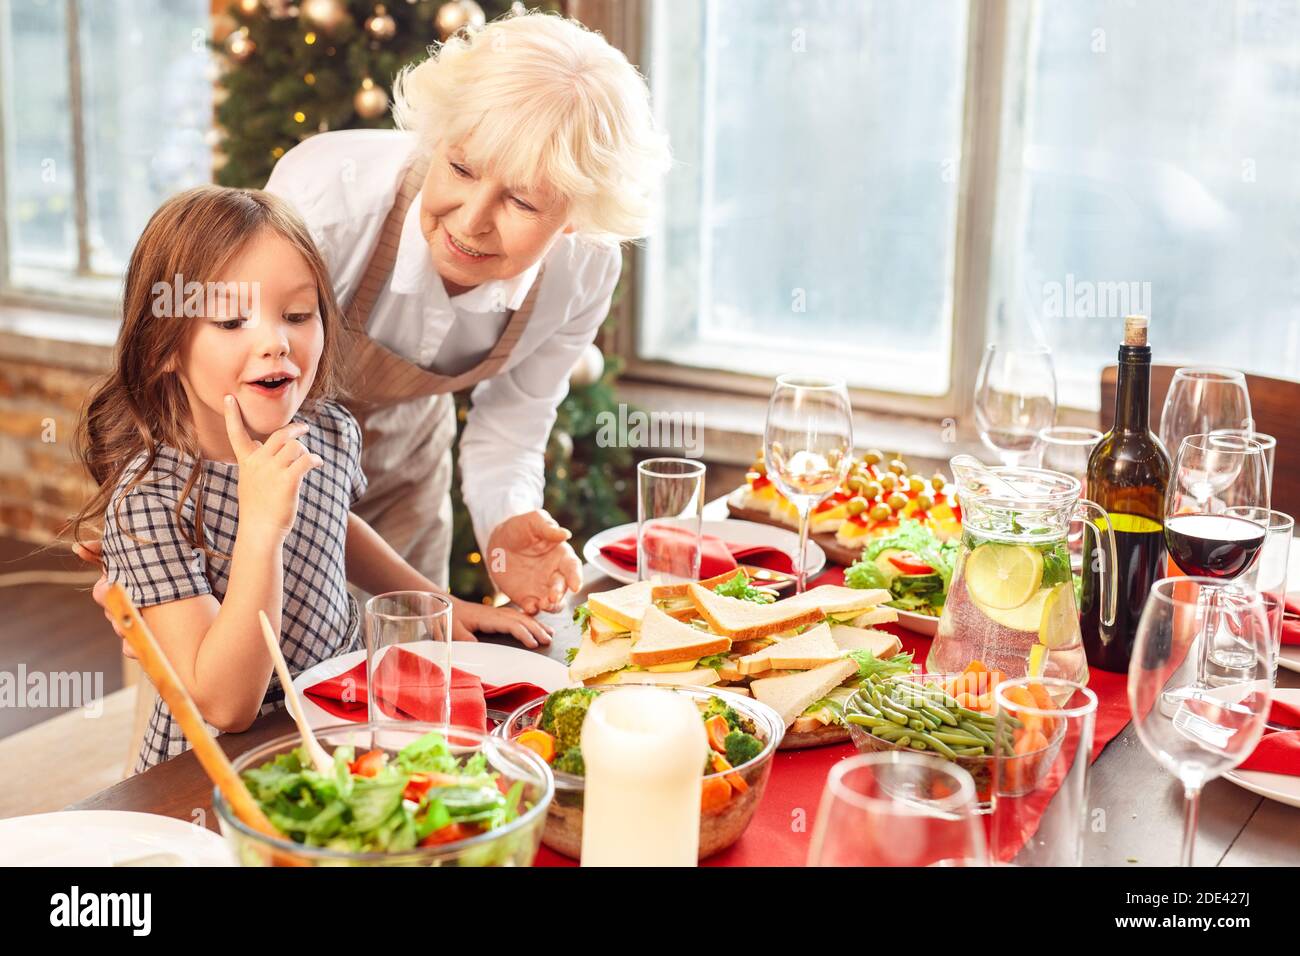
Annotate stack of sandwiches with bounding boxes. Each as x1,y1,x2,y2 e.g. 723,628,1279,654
568,576,906,748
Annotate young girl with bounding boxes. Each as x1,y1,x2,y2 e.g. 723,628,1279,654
71,186,551,772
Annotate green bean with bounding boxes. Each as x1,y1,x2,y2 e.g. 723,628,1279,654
846,713,887,728
908,718,927,733
930,730,987,747
895,736,911,749
872,723,909,740
922,702,960,726
910,738,928,750
854,697,883,718
879,704,911,726
911,731,958,760
880,695,924,720
953,746,986,757
958,720,994,746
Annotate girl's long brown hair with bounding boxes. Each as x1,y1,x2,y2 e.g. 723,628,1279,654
69,185,345,558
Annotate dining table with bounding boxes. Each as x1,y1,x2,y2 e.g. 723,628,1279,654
69,498,1300,867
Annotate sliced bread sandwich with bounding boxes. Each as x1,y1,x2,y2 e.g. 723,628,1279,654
628,605,731,667
687,583,824,641
737,622,841,675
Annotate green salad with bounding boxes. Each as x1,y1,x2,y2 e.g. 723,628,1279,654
240,731,528,855
844,519,959,617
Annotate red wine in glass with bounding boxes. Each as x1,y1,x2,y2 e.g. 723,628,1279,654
1163,513,1265,579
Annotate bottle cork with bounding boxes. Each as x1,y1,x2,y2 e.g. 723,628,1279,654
1123,314,1149,347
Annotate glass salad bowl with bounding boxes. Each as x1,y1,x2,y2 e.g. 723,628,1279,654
214,722,553,867
496,686,783,860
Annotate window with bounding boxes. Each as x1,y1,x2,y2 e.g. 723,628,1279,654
1,0,211,305
634,0,1300,414
640,0,970,400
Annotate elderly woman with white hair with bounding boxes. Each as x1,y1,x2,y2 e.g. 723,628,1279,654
261,10,671,630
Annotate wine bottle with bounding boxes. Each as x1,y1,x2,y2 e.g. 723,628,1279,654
1081,315,1171,672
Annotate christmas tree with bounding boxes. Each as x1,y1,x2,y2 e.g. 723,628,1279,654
213,0,636,601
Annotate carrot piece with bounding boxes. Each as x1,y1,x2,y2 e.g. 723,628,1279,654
711,752,749,794
955,692,979,710
986,670,1006,694
516,729,556,764
1015,729,1050,756
1003,686,1036,710
705,714,730,754
965,660,988,674
701,776,732,812
975,692,994,713
1028,681,1056,711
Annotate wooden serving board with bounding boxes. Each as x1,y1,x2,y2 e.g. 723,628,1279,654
725,491,864,567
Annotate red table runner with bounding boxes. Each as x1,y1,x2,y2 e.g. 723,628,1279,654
534,564,1133,867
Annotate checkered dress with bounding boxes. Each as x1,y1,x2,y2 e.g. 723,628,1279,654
101,400,367,772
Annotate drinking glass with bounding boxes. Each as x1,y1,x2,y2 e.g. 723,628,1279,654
990,677,1098,866
1036,426,1102,491
636,458,706,584
1129,577,1272,866
764,374,853,593
1228,507,1294,721
365,591,454,728
1158,368,1252,460
974,345,1057,467
1211,428,1276,504
807,752,988,867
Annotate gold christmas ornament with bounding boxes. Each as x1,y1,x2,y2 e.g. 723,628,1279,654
568,343,604,387
435,0,485,40
301,0,348,33
365,4,397,40
354,77,389,119
225,27,257,62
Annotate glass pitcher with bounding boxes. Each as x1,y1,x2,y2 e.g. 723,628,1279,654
927,456,1117,688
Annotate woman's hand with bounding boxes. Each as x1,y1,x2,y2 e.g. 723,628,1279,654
449,596,553,649
224,395,323,537
485,510,583,614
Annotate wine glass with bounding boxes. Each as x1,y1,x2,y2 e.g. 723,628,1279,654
974,345,1058,467
1128,577,1272,866
1165,433,1270,683
807,752,988,867
764,374,852,593
1158,368,1252,461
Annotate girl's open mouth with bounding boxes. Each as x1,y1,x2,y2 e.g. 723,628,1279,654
246,375,295,397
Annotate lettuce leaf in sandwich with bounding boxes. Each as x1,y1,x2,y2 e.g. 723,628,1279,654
844,520,957,615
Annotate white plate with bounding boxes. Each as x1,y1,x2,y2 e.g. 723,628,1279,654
1278,643,1300,674
0,811,233,867
291,641,571,729
1223,687,1300,808
583,518,826,586
894,609,939,637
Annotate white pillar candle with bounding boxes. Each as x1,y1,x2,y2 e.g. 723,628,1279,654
579,687,707,867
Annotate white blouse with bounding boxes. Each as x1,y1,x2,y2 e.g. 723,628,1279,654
265,129,621,551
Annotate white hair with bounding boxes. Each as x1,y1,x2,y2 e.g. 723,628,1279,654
391,9,672,246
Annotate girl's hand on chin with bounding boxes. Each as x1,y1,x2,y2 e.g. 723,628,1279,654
224,395,323,537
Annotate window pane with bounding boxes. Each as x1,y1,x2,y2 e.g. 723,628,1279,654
641,0,969,397
2,0,76,274
994,0,1300,409
80,0,212,275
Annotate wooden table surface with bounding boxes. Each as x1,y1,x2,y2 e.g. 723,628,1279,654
69,512,1300,867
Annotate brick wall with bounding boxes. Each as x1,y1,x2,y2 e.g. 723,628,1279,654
0,353,106,545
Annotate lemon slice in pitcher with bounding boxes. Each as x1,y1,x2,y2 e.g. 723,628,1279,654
964,543,1044,610
1037,582,1077,649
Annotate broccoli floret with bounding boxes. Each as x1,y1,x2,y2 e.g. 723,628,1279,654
539,687,598,733
724,730,763,768
552,746,585,776
700,696,742,732
549,692,598,753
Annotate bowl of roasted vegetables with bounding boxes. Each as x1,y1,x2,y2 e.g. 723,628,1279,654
497,686,782,860
215,723,553,866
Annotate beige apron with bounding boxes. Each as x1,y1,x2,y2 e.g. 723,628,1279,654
341,154,542,589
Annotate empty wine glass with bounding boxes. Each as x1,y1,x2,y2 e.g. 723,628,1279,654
975,345,1058,467
807,752,988,866
764,374,853,593
1129,577,1272,866
1158,368,1252,461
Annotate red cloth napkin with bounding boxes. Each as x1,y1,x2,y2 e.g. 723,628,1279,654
1281,593,1300,647
1236,698,1300,776
303,646,546,734
600,527,795,579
